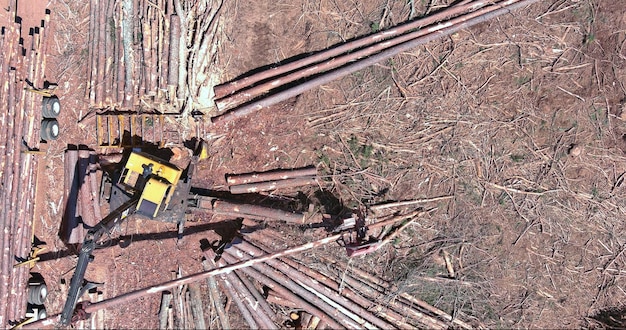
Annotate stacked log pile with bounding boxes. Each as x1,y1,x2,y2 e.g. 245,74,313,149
203,234,475,329
60,148,102,244
0,4,51,327
85,0,221,116
85,0,176,110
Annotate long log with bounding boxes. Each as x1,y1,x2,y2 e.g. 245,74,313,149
214,0,512,111
213,0,497,99
148,4,158,94
172,0,187,105
212,199,305,224
0,28,11,203
25,27,39,147
202,260,231,330
104,0,114,104
226,167,317,185
0,67,18,327
14,154,37,321
78,149,96,228
211,0,538,125
96,0,107,107
87,0,97,104
228,177,318,194
158,0,169,97
8,61,26,322
132,0,142,102
1,23,21,327
121,0,135,107
115,1,124,105
11,23,39,323
167,14,179,99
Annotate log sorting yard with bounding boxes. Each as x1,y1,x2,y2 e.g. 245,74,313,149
1,0,626,328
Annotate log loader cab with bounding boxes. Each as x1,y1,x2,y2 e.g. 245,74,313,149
117,152,182,218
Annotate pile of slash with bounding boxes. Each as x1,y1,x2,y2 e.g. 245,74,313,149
158,228,475,329
0,3,51,327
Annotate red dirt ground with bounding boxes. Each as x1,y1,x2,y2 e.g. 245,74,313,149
18,0,626,328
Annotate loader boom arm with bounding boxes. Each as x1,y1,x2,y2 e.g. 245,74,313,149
60,197,140,325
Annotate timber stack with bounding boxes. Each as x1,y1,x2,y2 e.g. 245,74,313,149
197,231,475,329
85,0,178,111
84,0,221,116
0,3,51,327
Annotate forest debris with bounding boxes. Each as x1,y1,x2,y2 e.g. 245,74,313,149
568,144,583,157
442,250,456,279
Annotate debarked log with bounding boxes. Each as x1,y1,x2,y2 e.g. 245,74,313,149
229,177,318,194
226,167,317,185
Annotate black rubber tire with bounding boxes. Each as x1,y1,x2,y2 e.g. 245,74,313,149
37,308,47,320
40,119,60,141
41,96,61,118
27,283,47,305
26,304,47,321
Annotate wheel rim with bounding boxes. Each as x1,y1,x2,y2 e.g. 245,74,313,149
40,284,48,299
51,122,59,137
52,101,60,114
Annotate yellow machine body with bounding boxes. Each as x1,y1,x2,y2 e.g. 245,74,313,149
120,152,182,218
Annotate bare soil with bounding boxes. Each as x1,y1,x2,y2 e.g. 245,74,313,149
27,0,626,328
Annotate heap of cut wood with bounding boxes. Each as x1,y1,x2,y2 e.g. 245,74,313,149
0,5,52,327
196,234,474,329
60,148,102,244
85,0,221,114
85,0,176,110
